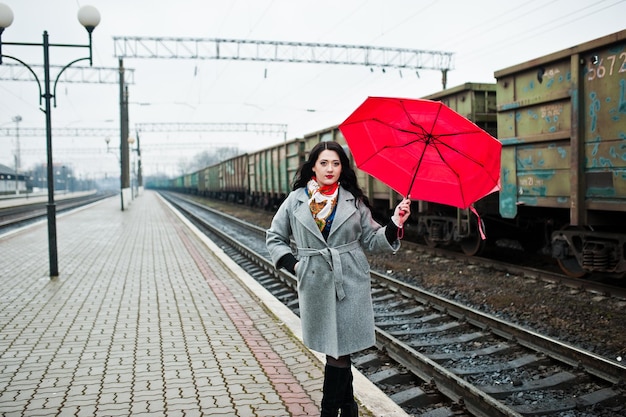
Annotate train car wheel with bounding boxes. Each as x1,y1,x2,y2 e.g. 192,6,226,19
555,225,587,278
460,233,485,256
459,217,486,256
423,234,439,248
557,257,587,278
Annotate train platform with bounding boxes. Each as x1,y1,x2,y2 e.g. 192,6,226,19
0,190,96,208
0,191,409,417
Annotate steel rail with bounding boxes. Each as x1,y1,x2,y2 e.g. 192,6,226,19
162,192,626,416
375,327,523,417
161,193,522,417
373,271,626,385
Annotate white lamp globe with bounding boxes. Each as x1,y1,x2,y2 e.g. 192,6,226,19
0,3,14,29
77,5,100,32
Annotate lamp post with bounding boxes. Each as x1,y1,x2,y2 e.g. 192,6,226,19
105,136,125,211
12,115,21,195
128,134,142,197
0,3,100,277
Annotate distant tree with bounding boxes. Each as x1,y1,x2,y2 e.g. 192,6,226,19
191,150,217,169
213,146,240,163
182,146,241,174
176,157,190,177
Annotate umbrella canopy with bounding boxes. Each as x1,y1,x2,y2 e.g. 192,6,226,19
339,96,501,209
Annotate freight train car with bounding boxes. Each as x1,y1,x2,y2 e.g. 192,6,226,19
172,175,184,190
181,171,197,194
416,83,501,255
158,30,625,278
203,163,221,199
220,153,249,203
248,139,305,210
495,30,626,277
197,167,207,196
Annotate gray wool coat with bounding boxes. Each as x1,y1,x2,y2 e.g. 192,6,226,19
266,186,400,358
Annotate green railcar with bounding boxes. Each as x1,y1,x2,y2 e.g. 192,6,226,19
495,29,626,277
249,139,305,209
418,83,500,255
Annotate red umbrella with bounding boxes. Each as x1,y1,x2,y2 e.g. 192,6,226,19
339,96,501,210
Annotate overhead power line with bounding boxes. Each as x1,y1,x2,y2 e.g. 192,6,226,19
113,36,454,88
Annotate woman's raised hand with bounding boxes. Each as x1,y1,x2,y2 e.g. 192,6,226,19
393,198,411,227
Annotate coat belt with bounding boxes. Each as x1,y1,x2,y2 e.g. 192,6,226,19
297,240,361,301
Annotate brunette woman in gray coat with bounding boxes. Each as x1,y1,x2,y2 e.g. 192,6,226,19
266,141,411,417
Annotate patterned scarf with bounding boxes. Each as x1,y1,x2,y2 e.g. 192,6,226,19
307,177,339,232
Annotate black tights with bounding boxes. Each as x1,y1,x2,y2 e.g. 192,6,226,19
326,354,350,368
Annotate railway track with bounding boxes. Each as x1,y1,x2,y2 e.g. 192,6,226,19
162,192,626,417
0,191,116,233
397,243,626,304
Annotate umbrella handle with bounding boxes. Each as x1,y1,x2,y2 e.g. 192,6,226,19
399,195,410,217
396,195,410,240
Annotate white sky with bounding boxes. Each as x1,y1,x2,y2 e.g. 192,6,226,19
0,0,625,178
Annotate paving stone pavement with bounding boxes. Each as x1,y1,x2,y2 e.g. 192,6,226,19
0,192,326,416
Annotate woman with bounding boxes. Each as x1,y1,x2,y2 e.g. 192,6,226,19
266,141,411,417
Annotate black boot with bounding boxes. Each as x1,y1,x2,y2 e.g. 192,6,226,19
340,366,358,416
321,364,350,417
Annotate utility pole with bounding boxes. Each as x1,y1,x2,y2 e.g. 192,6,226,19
119,58,130,210
12,115,21,194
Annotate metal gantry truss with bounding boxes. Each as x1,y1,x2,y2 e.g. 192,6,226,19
113,36,454,88
0,127,118,138
0,63,134,84
0,122,286,138
135,122,287,137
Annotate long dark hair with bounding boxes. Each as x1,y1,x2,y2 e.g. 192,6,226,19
293,141,369,206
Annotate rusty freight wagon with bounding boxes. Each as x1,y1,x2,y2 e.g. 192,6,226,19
417,83,500,255
218,153,249,203
197,167,209,196
171,175,184,190
495,29,626,277
183,171,198,194
248,139,304,210
203,163,221,199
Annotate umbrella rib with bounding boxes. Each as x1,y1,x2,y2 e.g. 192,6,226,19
354,119,430,167
341,97,501,208
430,131,493,169
406,131,497,206
354,119,494,200
429,134,500,206
431,139,466,206
406,140,429,196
